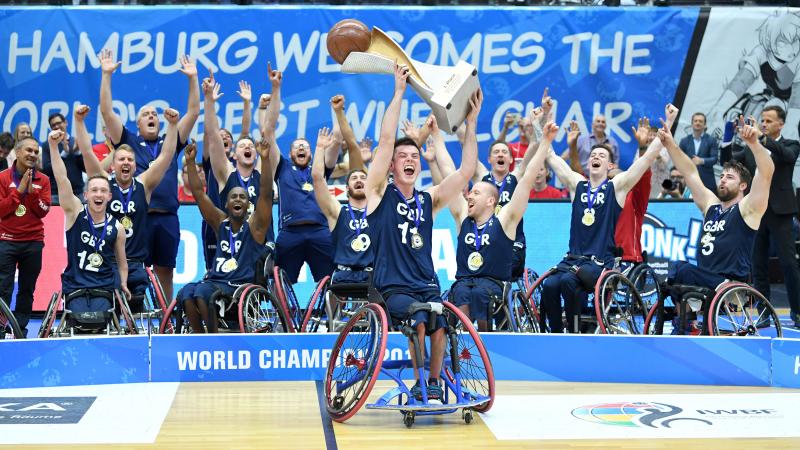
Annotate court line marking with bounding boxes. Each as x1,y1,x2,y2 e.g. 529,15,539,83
315,380,339,450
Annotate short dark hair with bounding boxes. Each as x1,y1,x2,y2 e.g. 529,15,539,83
722,161,752,188
85,174,111,191
48,113,66,126
762,105,786,123
0,132,13,151
347,168,367,181
590,143,614,160
394,136,419,151
691,112,706,122
489,140,510,153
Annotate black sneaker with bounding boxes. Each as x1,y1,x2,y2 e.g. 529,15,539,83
426,379,443,404
410,381,423,402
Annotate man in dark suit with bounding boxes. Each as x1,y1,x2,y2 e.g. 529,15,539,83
679,113,719,192
722,106,800,328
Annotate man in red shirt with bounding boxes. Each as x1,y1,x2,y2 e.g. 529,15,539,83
0,137,51,336
529,165,567,199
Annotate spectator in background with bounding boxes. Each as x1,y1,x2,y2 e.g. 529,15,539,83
179,158,204,204
528,165,566,199
658,167,692,199
92,123,115,173
639,124,671,199
678,112,718,192
13,123,32,142
42,113,85,202
0,132,13,171
498,88,552,171
565,114,620,173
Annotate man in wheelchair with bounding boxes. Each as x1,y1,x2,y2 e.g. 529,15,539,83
175,141,273,333
540,104,679,333
659,118,774,333
46,130,130,331
441,122,558,331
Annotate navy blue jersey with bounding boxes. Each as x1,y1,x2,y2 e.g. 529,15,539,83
568,180,622,266
332,204,374,269
275,156,331,229
219,169,275,243
370,184,438,293
108,178,148,261
697,203,755,280
119,126,186,213
206,220,262,284
62,209,119,292
482,172,525,246
455,216,513,281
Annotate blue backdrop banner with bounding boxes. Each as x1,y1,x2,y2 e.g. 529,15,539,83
1,6,698,169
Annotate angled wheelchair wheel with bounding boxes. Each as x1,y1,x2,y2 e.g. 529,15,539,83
39,291,62,338
159,299,191,334
325,303,388,423
509,290,539,333
144,267,172,333
272,266,299,332
628,264,662,316
594,271,647,335
643,299,668,335
441,301,495,413
0,297,24,339
237,284,291,333
524,269,553,332
301,276,330,333
709,283,782,337
116,290,138,335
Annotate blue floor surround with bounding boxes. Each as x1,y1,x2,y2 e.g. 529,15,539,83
1,333,798,390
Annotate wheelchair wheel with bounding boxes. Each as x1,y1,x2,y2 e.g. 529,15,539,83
116,290,138,335
324,303,388,423
39,291,62,338
524,270,552,332
643,299,669,335
159,299,191,334
144,267,172,333
300,276,330,333
509,290,539,333
237,284,291,333
709,283,782,337
272,266,299,332
0,297,24,339
628,264,662,317
594,271,647,334
441,301,495,413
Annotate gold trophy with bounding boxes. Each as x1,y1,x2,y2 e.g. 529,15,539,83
327,19,480,134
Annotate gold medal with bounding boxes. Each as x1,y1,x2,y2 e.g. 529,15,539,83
351,238,363,252
221,258,238,273
467,251,484,271
494,205,502,216
88,252,103,268
247,203,255,216
120,216,133,230
411,233,424,250
302,182,313,192
581,210,595,226
700,233,713,245
14,204,26,217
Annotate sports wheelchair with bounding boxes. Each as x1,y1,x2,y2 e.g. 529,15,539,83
38,289,137,338
324,296,494,427
124,267,172,334
524,258,648,334
644,280,783,337
0,297,24,339
445,272,539,333
301,271,381,333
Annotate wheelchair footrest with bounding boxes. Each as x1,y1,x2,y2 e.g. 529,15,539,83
366,397,489,412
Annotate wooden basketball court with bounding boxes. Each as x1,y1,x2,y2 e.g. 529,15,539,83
5,381,800,449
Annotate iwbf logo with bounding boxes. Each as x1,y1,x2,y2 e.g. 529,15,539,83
572,402,712,428
0,397,96,424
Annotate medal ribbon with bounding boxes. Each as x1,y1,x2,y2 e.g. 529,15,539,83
145,140,159,160
84,207,108,254
586,179,609,211
490,174,508,202
393,187,421,230
293,165,311,189
347,204,367,236
227,225,238,260
472,219,489,251
12,168,28,201
236,171,252,193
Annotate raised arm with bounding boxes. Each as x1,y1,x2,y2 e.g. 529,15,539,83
547,146,584,193
47,130,82,222
366,63,408,213
562,120,584,174
237,80,252,139
114,224,130,300
249,138,274,245
738,121,775,229
496,111,517,143
257,93,271,137
98,48,124,144
331,94,365,172
611,118,668,205
263,63,283,177
500,122,557,239
312,127,342,229
185,142,226,230
430,89,481,215
141,108,180,200
511,112,543,179
203,72,233,187
401,117,433,150
176,55,200,143
659,125,718,215
74,105,104,177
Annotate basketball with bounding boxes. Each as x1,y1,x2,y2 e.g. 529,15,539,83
326,19,371,65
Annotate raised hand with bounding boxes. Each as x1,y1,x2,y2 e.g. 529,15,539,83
394,62,409,93
503,111,517,129
567,120,581,146
740,120,759,146
184,141,197,162
402,120,422,144
164,108,180,125
359,137,374,163
99,48,121,75
316,127,335,150
74,105,91,122
664,103,679,126
657,120,676,147
256,137,270,160
178,55,197,78
541,87,553,116
210,80,224,102
542,121,559,142
48,130,65,147
237,80,252,103
631,117,650,148
421,141,436,162
202,68,216,97
258,94,271,109
330,94,345,111
267,62,283,88
466,88,483,123
16,169,31,194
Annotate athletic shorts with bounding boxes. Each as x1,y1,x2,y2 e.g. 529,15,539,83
384,290,445,334
451,277,503,321
146,212,180,269
177,281,238,307
668,261,727,291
